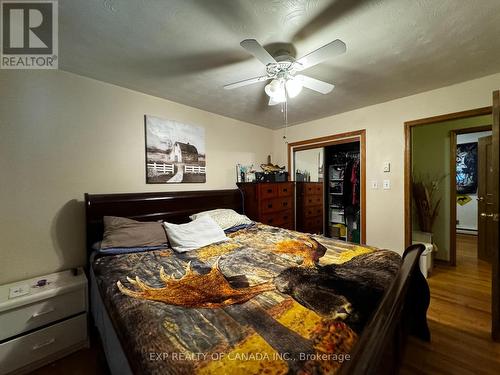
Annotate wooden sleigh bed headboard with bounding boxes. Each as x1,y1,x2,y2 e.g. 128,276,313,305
84,188,428,374
84,189,243,250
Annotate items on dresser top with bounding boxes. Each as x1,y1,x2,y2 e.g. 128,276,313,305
0,268,88,375
296,182,324,234
237,182,294,230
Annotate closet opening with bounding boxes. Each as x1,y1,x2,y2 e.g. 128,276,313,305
325,141,361,243
288,130,366,244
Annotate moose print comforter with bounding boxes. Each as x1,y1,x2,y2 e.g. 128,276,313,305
92,223,403,375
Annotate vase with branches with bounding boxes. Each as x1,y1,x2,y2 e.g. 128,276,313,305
412,173,447,233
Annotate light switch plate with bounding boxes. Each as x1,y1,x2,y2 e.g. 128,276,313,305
383,162,391,172
9,284,30,299
371,180,378,189
383,179,391,189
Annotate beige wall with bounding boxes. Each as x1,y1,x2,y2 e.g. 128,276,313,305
0,70,272,284
272,72,500,253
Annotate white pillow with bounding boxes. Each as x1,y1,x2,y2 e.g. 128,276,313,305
189,209,252,230
163,215,228,253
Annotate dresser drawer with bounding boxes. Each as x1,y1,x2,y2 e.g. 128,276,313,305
0,288,86,341
260,210,293,227
304,184,323,196
277,183,293,197
304,217,323,234
258,184,278,199
0,313,87,375
304,195,322,206
261,197,292,214
304,205,323,218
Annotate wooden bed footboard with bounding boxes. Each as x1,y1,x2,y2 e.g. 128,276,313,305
338,243,430,374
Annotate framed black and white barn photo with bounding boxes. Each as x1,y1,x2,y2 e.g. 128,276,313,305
144,115,206,183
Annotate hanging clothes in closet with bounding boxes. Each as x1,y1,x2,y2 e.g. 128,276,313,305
343,155,360,242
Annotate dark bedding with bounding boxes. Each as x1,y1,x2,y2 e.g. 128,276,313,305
92,223,404,375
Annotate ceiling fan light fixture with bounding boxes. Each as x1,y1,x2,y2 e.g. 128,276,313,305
273,87,287,103
285,77,303,98
264,79,281,98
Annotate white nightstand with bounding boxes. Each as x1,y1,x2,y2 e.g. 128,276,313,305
0,268,88,375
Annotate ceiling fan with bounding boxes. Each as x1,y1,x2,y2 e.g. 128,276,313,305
224,39,346,105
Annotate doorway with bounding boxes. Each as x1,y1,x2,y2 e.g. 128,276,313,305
324,141,361,243
450,127,493,266
288,130,366,244
403,100,499,341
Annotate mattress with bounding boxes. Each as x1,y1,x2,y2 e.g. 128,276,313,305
91,223,402,375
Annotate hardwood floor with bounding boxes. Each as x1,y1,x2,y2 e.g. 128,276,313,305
28,234,499,374
401,234,500,374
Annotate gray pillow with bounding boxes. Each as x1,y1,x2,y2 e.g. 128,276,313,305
100,216,168,249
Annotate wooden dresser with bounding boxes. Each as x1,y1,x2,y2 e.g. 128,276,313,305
237,182,294,230
296,182,324,234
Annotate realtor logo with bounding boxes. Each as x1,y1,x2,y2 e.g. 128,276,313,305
1,0,58,69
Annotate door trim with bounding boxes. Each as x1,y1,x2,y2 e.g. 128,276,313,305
288,129,366,244
404,106,492,250
492,91,500,342
450,125,492,266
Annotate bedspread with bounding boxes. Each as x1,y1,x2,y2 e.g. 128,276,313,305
92,224,402,375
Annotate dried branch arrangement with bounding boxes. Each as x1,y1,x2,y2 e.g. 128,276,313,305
412,173,446,233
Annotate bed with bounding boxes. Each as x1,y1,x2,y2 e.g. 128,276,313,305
85,189,430,375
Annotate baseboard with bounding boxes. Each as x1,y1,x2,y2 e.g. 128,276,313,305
456,228,478,235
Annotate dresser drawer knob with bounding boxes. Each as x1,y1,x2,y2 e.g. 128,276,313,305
268,203,273,208
283,202,288,207
32,338,55,350
267,189,272,193
31,307,55,318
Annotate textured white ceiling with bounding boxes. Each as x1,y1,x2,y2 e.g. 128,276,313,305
59,0,500,129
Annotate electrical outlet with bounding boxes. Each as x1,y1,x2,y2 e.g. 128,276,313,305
383,162,391,172
383,179,391,189
371,180,378,189
9,284,30,299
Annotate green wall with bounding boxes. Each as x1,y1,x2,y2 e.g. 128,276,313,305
412,114,491,260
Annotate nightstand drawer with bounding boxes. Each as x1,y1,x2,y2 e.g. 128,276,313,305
0,313,87,375
0,288,86,341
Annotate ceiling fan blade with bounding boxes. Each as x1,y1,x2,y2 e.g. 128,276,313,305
295,39,346,71
297,75,334,94
240,39,276,66
224,75,269,90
